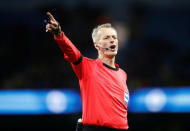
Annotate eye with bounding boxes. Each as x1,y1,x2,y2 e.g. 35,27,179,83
104,36,109,40
112,36,117,39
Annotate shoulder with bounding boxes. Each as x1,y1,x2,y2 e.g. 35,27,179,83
83,57,96,62
73,56,95,65
115,63,127,75
119,68,127,74
119,68,127,79
82,57,99,64
72,56,98,68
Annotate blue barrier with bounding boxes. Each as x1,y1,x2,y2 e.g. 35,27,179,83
128,87,190,113
0,89,82,114
0,87,190,114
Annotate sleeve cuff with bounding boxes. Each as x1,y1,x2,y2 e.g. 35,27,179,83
54,32,64,40
73,55,83,65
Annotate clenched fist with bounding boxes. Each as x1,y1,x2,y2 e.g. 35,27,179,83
46,12,62,37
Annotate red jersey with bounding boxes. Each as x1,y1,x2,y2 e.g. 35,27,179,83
54,32,129,130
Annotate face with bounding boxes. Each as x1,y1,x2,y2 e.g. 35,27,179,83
96,27,118,57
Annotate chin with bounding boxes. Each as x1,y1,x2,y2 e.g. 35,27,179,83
105,52,117,57
111,52,117,56
111,51,118,55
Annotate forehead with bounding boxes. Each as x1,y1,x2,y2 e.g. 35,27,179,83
97,27,117,37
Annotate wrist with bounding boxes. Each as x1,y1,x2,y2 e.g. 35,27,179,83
54,23,62,37
55,31,62,38
54,21,61,35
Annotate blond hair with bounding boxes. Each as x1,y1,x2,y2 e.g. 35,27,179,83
92,23,116,43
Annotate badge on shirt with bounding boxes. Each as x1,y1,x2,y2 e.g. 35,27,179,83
124,91,129,105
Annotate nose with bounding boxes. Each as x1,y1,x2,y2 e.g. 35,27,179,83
110,39,114,44
109,37,114,42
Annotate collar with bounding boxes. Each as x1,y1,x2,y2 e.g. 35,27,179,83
97,58,119,71
103,63,119,71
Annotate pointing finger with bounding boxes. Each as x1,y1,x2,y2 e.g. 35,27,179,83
47,12,56,22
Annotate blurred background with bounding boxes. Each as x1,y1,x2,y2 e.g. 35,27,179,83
1,0,190,130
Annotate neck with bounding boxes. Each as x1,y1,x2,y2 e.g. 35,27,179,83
99,55,116,68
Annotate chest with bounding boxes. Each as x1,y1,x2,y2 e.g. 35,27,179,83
94,66,128,94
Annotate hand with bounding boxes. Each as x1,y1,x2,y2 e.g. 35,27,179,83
46,12,62,37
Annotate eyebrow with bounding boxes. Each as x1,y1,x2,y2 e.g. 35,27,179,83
104,35,117,38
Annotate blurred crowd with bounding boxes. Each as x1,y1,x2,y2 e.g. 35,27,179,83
1,1,190,90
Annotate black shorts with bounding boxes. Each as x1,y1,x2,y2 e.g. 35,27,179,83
82,125,128,131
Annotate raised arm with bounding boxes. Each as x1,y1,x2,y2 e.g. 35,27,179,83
46,12,81,64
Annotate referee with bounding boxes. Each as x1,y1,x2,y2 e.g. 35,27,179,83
46,12,129,131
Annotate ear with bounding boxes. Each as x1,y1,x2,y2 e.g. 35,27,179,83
94,42,99,50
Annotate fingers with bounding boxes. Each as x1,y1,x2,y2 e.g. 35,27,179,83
47,12,56,22
46,24,57,32
50,20,58,27
46,24,54,30
45,12,62,35
46,12,59,28
46,24,51,32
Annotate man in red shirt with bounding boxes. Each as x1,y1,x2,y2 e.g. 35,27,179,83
46,12,129,131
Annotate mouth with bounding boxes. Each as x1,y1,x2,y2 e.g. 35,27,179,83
110,45,116,49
